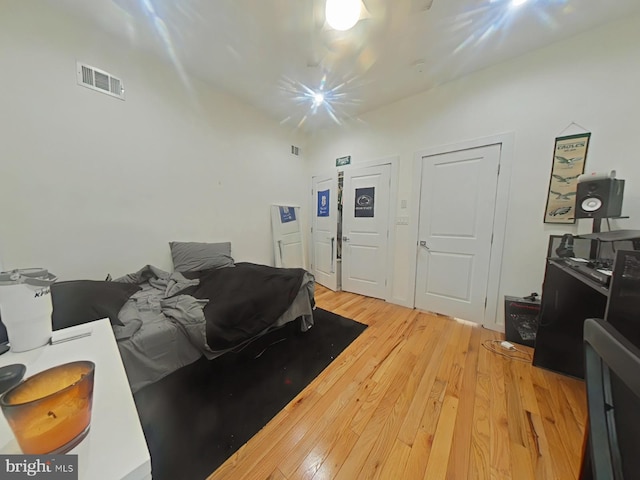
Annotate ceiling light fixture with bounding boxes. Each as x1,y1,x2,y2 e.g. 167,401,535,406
325,0,361,31
511,0,529,7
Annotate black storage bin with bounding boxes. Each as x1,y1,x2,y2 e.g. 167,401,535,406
504,295,541,347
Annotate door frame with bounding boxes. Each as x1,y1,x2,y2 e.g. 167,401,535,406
407,133,514,331
311,155,399,301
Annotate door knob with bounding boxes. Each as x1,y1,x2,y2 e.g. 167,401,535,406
419,241,430,249
343,236,350,242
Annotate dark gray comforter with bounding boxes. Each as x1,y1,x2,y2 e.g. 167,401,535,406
183,262,310,350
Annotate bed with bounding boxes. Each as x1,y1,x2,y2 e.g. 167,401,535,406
50,241,315,393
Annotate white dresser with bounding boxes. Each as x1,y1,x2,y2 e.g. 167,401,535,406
0,319,152,480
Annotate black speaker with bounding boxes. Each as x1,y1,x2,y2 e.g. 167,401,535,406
575,178,625,219
504,295,541,347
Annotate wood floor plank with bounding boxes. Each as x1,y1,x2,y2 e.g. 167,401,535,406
309,428,359,480
526,409,555,479
292,379,375,480
545,375,587,474
445,325,481,480
277,383,359,477
378,438,412,480
279,359,381,478
422,395,459,480
470,325,494,479
510,442,536,480
559,377,588,426
443,323,474,399
469,371,491,480
487,329,513,480
267,468,288,480
335,349,416,479
417,378,447,456
402,428,432,480
504,359,529,449
206,286,587,480
397,316,453,445
357,337,433,480
532,383,577,480
348,315,418,436
513,356,540,415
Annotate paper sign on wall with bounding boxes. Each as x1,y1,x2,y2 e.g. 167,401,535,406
336,155,351,167
544,132,591,224
355,187,375,217
279,206,296,223
317,190,330,217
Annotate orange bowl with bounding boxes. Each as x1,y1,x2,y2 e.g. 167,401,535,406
0,361,95,454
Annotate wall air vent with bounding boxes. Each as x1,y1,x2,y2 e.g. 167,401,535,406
76,62,125,100
291,145,300,156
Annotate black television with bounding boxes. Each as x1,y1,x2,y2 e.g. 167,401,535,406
605,249,640,350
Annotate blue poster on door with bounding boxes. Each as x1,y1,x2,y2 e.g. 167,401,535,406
355,187,375,217
279,206,296,223
317,190,330,217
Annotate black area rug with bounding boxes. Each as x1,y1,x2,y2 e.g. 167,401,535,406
134,308,367,480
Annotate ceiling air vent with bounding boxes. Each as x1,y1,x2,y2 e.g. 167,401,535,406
76,62,125,100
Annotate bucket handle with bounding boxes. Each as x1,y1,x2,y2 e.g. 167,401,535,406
8,271,58,287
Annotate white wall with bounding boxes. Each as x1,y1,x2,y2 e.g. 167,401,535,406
307,14,640,328
0,1,309,279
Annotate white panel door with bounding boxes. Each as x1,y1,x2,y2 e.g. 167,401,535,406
271,205,305,269
415,144,501,324
342,164,391,299
311,174,339,290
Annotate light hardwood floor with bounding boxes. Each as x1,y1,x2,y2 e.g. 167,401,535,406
208,286,587,480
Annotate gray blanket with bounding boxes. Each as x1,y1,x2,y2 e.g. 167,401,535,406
113,265,212,392
114,265,211,350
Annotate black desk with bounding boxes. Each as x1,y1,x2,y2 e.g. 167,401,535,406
536,249,640,480
532,259,609,378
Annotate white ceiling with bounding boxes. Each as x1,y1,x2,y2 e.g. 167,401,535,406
54,0,640,130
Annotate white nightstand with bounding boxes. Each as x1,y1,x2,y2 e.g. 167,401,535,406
0,319,152,480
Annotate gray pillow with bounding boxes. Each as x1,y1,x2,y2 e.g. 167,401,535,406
170,241,235,272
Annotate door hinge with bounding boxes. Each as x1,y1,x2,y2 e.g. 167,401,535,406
484,297,488,308
491,232,494,244
497,164,501,175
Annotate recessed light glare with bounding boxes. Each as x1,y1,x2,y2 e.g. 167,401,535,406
511,0,528,7
326,0,361,31
313,92,325,106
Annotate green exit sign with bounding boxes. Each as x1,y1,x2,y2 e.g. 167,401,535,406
336,155,351,167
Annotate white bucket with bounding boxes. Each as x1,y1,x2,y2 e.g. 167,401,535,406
0,269,57,352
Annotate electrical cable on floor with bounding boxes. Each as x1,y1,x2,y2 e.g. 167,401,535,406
252,338,287,359
481,340,532,362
